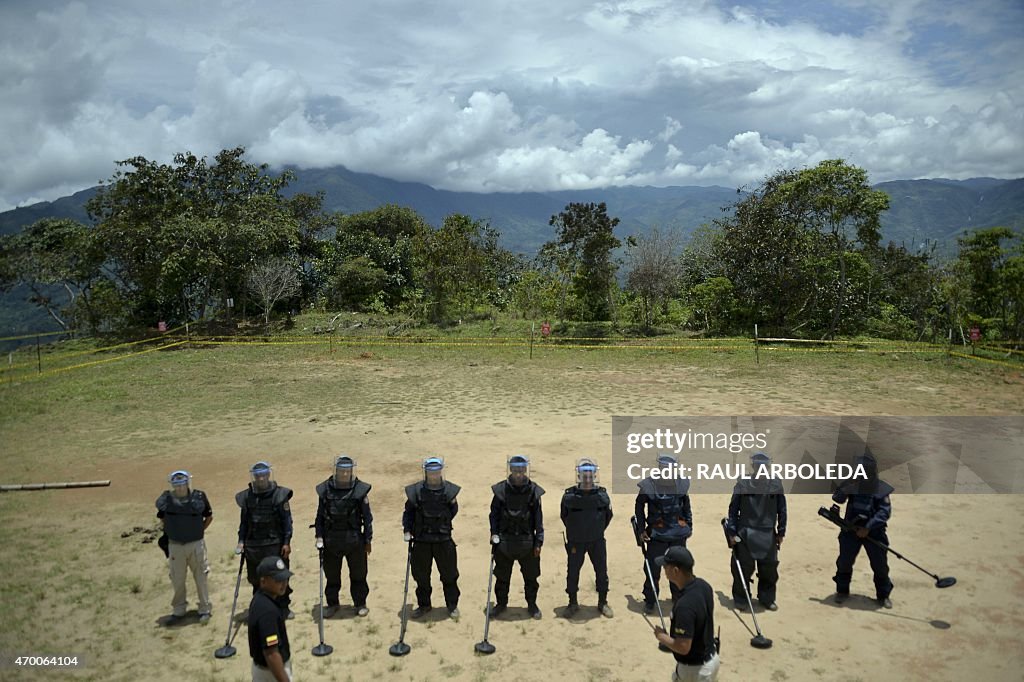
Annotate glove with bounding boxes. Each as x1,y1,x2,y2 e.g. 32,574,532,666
403,532,412,543
235,542,244,555
491,534,500,545
315,537,324,550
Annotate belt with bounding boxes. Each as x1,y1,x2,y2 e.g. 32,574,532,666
678,651,717,666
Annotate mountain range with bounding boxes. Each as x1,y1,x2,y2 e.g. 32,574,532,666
2,166,1022,335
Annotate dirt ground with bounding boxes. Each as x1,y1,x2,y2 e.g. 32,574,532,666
1,346,1023,682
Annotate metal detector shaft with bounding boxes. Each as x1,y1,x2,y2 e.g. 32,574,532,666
395,540,411,638
474,548,497,654
631,515,667,630
387,536,411,655
311,547,332,655
734,552,765,636
818,506,953,584
215,553,245,658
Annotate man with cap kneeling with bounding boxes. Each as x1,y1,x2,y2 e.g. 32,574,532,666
248,556,294,682
653,547,720,682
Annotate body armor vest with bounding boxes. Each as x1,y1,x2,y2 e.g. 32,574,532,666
237,485,292,547
562,486,610,543
317,479,371,543
406,481,460,542
158,490,207,544
493,481,543,540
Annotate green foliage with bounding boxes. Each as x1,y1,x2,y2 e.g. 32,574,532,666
410,214,516,322
0,218,104,330
544,202,622,321
85,147,299,324
687,276,737,335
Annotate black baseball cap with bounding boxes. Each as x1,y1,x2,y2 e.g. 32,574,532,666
257,556,293,581
654,546,694,570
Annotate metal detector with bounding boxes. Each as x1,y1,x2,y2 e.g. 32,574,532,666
388,541,413,657
818,506,956,588
214,553,246,659
474,548,497,654
312,547,333,656
722,519,772,649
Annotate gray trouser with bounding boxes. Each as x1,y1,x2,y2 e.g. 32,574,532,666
251,659,292,681
671,654,720,681
169,539,211,616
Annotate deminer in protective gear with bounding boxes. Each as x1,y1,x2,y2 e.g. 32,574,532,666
236,461,295,618
156,470,213,624
560,458,614,618
314,455,373,618
635,454,692,614
724,452,787,611
831,451,894,608
488,454,545,619
402,457,462,620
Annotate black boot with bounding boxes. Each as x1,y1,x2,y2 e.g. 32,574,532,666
565,594,579,617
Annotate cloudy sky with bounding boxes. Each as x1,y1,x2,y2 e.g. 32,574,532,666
2,0,1022,211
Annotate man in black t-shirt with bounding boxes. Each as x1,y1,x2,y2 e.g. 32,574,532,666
653,546,720,682
247,556,294,682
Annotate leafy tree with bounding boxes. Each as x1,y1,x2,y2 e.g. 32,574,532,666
687,276,737,334
712,160,888,337
413,214,505,321
954,227,1024,338
324,205,426,310
544,202,621,321
0,218,104,330
772,160,889,337
86,147,298,325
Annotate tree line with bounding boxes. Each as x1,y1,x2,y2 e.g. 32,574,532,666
1,149,1021,341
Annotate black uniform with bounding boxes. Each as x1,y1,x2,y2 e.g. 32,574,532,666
669,577,718,668
635,477,691,605
832,474,894,600
725,477,787,607
402,481,461,610
315,477,373,609
560,485,613,600
248,589,290,671
489,478,545,608
237,483,295,608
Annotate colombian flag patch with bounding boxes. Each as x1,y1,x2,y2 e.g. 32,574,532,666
265,634,279,647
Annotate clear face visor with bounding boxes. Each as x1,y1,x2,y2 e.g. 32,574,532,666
169,473,191,498
423,458,445,489
576,461,598,489
334,462,355,488
250,465,274,492
507,458,530,485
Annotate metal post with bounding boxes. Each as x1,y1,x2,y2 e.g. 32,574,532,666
530,322,534,360
36,336,41,373
754,324,760,365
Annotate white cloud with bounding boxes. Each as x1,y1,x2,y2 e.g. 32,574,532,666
0,0,1021,211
